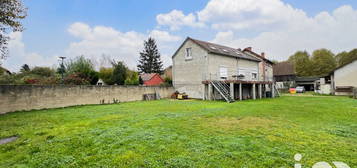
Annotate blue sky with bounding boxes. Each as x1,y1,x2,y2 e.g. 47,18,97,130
3,0,357,71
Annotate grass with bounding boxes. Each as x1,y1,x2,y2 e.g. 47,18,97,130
0,96,356,168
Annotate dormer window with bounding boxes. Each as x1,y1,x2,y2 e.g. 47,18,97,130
209,45,217,50
185,48,192,60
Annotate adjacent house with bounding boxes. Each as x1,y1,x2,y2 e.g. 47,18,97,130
331,59,357,95
172,37,275,102
243,47,274,82
273,61,296,89
140,73,164,86
0,66,11,75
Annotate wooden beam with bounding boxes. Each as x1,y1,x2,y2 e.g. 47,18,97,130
239,83,242,101
258,84,262,99
230,83,234,100
208,83,212,100
252,84,256,100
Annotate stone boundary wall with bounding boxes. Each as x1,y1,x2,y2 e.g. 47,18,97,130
0,85,174,114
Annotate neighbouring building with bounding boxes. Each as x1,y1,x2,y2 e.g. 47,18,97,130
162,66,172,79
140,73,164,86
243,47,274,82
0,66,11,75
96,79,106,85
273,61,296,89
172,37,275,102
331,59,357,96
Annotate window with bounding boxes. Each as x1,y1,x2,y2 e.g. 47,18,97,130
252,73,257,80
185,48,192,59
209,45,217,50
220,67,228,79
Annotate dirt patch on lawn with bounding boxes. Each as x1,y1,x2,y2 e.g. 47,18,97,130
0,136,18,145
204,117,275,131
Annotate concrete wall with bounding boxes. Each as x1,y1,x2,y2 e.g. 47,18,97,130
173,40,208,99
333,60,357,95
207,53,259,81
334,60,357,87
173,39,260,99
0,85,174,114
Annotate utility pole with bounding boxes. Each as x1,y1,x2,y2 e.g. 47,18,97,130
59,56,66,83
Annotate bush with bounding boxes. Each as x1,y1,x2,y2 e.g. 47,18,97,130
98,67,115,85
164,76,172,85
64,73,90,85
30,67,55,77
65,56,98,85
124,70,139,85
112,61,127,85
88,71,99,85
0,74,23,84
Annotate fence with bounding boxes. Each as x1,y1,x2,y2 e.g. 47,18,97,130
0,85,174,114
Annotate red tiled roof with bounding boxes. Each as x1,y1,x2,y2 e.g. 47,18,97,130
139,73,157,81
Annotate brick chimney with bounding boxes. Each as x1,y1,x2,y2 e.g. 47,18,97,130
243,47,252,51
261,52,265,58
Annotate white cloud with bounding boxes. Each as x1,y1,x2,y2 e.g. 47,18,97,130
156,10,204,30
198,0,308,31
2,32,58,72
158,0,357,61
66,22,181,69
211,4,357,61
149,30,181,42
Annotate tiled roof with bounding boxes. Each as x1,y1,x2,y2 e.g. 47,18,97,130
243,49,274,64
273,61,295,76
139,73,157,81
188,38,261,62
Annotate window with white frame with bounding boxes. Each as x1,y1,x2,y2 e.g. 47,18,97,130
185,48,192,59
220,67,228,79
252,73,258,80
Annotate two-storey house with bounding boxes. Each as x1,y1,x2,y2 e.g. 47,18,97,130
172,37,275,102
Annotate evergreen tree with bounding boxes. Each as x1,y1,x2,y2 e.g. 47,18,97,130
20,64,30,72
137,37,163,74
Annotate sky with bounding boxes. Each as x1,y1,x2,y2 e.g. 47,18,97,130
2,0,357,72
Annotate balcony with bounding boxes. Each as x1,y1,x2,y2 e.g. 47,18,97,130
203,73,273,85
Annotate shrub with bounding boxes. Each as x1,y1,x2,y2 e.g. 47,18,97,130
98,67,115,85
65,56,98,85
30,67,55,77
164,76,172,85
112,61,127,85
124,70,139,85
64,73,90,85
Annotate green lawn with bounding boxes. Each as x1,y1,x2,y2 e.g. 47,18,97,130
0,96,356,168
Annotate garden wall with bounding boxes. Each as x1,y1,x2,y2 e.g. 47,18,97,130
0,85,174,114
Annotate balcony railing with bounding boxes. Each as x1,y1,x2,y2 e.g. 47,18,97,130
204,73,273,82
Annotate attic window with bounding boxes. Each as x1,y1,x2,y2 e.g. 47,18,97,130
235,52,242,56
185,48,192,60
209,45,217,50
